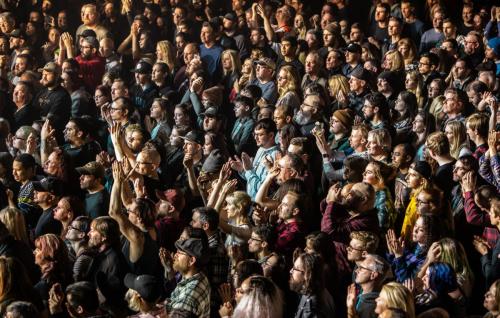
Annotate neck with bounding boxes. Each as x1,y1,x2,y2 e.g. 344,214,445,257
399,165,409,174
153,79,165,87
257,249,271,260
71,139,85,148
261,142,275,149
40,202,53,210
355,145,367,153
378,20,387,28
70,240,84,254
88,183,104,194
204,41,215,49
371,115,382,125
334,132,346,141
360,281,375,293
474,136,486,146
404,16,416,23
371,153,386,161
434,154,453,166
182,268,198,279
391,34,400,43
284,56,294,62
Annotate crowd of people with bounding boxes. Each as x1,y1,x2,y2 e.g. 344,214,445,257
0,0,499,317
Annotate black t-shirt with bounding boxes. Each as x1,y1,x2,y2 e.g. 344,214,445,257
435,161,456,198
85,190,110,220
63,141,102,168
34,208,62,239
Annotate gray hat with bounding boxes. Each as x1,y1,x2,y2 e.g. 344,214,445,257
38,61,61,76
350,67,372,82
76,161,105,179
201,106,221,118
175,238,205,261
132,61,152,74
180,130,204,145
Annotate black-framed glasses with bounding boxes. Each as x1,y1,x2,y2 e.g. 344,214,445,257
249,237,263,242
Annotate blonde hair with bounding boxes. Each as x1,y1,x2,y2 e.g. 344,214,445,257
397,38,417,66
381,282,416,318
0,207,28,243
406,70,425,109
384,50,404,72
226,191,251,217
277,65,299,97
222,50,241,76
350,231,379,252
437,238,474,289
444,121,467,160
368,129,392,155
156,40,176,72
328,74,349,99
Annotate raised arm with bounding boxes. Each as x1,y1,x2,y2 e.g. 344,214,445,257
255,166,280,209
109,161,144,262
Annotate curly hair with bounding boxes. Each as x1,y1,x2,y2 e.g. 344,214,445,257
34,234,71,284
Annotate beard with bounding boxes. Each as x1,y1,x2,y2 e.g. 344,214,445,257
293,110,313,126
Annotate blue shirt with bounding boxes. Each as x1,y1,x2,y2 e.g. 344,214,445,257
199,44,223,79
241,145,279,200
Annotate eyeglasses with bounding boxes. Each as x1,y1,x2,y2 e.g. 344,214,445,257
249,237,263,242
291,267,304,273
347,245,365,252
110,107,122,112
418,61,430,66
357,265,373,272
68,225,83,232
416,199,431,206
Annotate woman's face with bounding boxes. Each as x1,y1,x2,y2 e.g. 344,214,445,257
367,135,383,156
405,75,417,90
170,128,182,147
54,198,71,222
48,29,60,44
203,135,213,156
484,283,498,312
361,47,369,62
444,125,454,143
174,107,188,126
242,59,252,74
412,217,426,244
362,163,379,186
222,54,232,71
156,45,165,61
226,201,240,219
94,89,108,108
405,168,422,189
150,101,163,120
423,268,431,290
412,114,425,133
294,15,304,29
398,43,409,57
45,152,61,176
277,70,288,90
374,289,388,315
382,55,393,70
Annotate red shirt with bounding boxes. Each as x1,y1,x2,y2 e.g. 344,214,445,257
75,54,105,92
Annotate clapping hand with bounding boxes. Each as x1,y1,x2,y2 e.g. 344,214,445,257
48,283,65,314
461,171,476,193
473,235,489,255
386,229,405,258
218,283,233,304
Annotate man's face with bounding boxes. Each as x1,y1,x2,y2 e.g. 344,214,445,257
280,41,294,57
13,84,29,105
79,174,96,190
418,57,431,75
99,40,113,58
452,160,468,182
326,52,340,70
82,7,98,26
172,8,185,25
443,92,459,115
432,12,443,29
254,128,272,147
183,45,197,65
442,22,455,38
391,145,407,168
203,116,219,132
64,121,80,143
278,193,296,220
110,100,127,120
289,257,305,292
401,3,411,19
80,40,94,59
347,238,365,262
126,131,144,153
256,64,272,81
454,60,468,79
362,100,375,120
58,11,68,28
111,82,126,101
466,89,481,107
428,81,441,99
320,13,334,30
375,7,388,22
248,232,263,253
135,72,149,86
377,78,391,94
366,134,382,156
40,70,57,88
250,30,261,46
173,249,192,274
462,6,473,23
345,51,357,64
190,211,203,229
354,258,374,284
350,27,362,42
305,55,317,75
88,224,104,248
200,26,214,45
14,57,27,76
135,152,156,176
323,30,333,47
277,156,294,185
387,20,400,36
9,37,21,50
152,64,166,82
12,161,30,182
273,108,287,129
349,77,363,92
464,35,479,55
349,129,365,149
0,18,13,34
33,190,51,205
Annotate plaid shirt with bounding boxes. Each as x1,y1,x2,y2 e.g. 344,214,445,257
168,272,211,318
387,244,426,282
479,153,500,191
464,191,499,248
275,219,304,259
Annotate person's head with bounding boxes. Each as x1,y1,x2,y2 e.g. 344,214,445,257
65,216,91,244
5,301,40,318
248,225,275,254
233,260,263,289
53,196,83,224
277,65,299,97
484,279,500,314
418,52,439,76
330,108,353,136
64,281,99,317
423,262,458,296
34,234,69,280
278,191,305,221
489,198,500,228
174,103,194,127
464,31,481,55
111,96,132,123
12,81,33,108
426,131,450,159
344,156,369,183
304,51,322,76
367,129,391,158
191,207,218,234
362,160,393,189
397,38,417,62
347,231,379,262
289,253,324,296
81,4,98,26
345,182,376,213
348,124,368,151
391,143,415,169
345,42,361,64
382,49,404,72
253,119,276,148
443,88,465,116
126,197,156,231
349,68,370,94
363,92,389,121
0,207,27,243
406,161,432,191
135,148,161,177
124,124,146,153
275,153,304,185
375,2,390,22
465,113,488,144
12,154,35,183
88,216,121,249
200,21,217,46
296,94,324,124
255,58,275,82
233,275,283,318
354,253,390,287
375,282,415,317
225,191,251,221
173,237,206,274
39,61,60,88
94,85,111,108
412,214,440,248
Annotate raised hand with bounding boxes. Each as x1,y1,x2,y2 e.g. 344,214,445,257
326,183,342,204
112,160,124,183
346,284,357,311
41,119,55,141
218,283,233,304
473,235,489,255
221,179,238,195
240,152,253,171
96,151,112,169
461,171,476,193
183,153,193,169
229,156,244,173
386,229,404,258
219,302,233,318
426,242,441,262
134,178,146,198
48,283,65,314
159,247,173,269
25,132,37,155
218,161,232,183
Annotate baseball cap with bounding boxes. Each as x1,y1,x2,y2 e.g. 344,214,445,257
350,67,372,82
254,57,276,70
346,43,362,54
201,106,221,118
224,12,238,22
32,177,64,196
76,161,105,179
155,189,185,212
132,61,153,74
10,29,27,40
412,161,432,180
124,274,162,303
175,238,205,261
180,130,204,145
38,62,61,76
